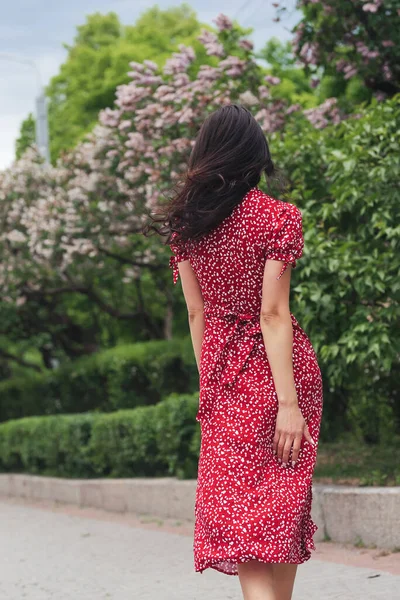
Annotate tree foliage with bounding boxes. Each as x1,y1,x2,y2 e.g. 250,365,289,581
257,38,317,108
271,94,400,441
16,5,209,161
15,113,35,160
276,0,399,103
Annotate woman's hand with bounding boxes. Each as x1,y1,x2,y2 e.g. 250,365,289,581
272,400,315,466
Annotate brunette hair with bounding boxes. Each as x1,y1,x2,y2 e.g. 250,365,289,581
142,104,276,245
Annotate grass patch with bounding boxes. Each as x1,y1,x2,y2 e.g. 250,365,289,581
314,435,400,486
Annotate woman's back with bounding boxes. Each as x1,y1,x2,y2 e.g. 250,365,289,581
170,187,304,317
146,104,325,588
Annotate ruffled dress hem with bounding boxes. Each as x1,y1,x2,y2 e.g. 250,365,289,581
195,520,318,576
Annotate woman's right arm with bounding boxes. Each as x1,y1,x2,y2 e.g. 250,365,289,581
259,260,314,466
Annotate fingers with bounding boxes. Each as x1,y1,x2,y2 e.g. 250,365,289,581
282,437,293,464
291,435,302,464
277,437,286,462
274,433,294,464
273,420,316,467
272,431,285,462
272,430,280,456
273,428,315,467
303,424,316,447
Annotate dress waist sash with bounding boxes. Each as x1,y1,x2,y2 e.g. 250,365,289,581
197,310,262,421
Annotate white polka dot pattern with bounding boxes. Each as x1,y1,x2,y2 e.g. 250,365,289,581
169,187,324,576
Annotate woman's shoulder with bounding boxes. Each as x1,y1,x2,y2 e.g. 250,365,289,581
169,231,187,255
247,188,302,224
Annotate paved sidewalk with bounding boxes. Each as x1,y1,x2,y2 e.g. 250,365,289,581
0,499,399,599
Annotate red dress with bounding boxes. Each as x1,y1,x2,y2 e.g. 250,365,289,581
169,187,323,576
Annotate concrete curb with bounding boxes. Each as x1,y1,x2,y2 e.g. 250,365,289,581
0,475,399,549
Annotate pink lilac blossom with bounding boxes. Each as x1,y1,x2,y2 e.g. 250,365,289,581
298,42,319,66
239,91,259,106
143,60,158,71
239,39,254,51
286,103,301,115
179,45,196,62
135,75,163,86
219,56,247,77
214,14,233,31
383,65,392,81
99,108,121,128
335,59,349,73
163,46,195,76
7,230,27,243
374,91,387,102
205,41,225,58
125,132,147,152
362,3,378,12
303,98,342,128
173,73,190,87
177,107,194,124
355,42,379,61
118,120,131,131
198,30,225,57
265,75,281,85
197,65,221,82
114,84,150,111
343,64,358,80
255,107,285,133
258,85,270,99
153,85,176,100
128,61,145,72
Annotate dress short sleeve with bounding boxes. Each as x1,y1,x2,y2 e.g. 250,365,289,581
169,232,190,285
264,202,304,280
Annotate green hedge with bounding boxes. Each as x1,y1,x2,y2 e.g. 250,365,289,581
0,393,201,479
0,337,198,423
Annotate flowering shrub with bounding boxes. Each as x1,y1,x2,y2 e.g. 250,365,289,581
1,13,334,312
276,0,399,101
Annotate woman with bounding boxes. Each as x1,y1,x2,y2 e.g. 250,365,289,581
144,104,323,600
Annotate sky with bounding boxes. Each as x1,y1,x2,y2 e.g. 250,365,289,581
0,0,300,170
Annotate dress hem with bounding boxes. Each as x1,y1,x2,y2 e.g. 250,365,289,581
195,521,318,576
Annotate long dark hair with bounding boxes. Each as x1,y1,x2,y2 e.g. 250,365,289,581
142,104,276,245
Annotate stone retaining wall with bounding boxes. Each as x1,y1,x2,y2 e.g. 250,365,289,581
0,475,398,549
